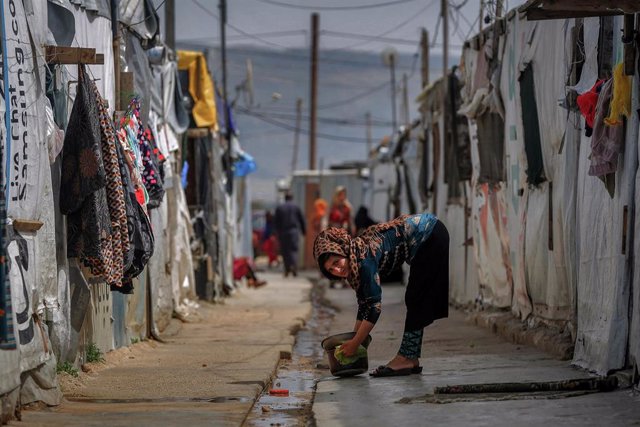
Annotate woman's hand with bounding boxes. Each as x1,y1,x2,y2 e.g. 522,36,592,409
339,339,360,357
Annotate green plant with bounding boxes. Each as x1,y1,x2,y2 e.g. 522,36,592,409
56,361,79,377
130,337,140,344
86,342,105,363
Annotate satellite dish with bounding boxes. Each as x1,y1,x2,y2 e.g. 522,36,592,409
381,47,398,66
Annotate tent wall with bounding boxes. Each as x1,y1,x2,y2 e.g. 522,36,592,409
417,12,639,374
1,0,213,420
573,61,639,374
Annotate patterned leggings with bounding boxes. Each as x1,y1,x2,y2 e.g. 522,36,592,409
398,329,424,359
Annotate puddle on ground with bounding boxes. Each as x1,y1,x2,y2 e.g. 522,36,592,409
245,277,335,426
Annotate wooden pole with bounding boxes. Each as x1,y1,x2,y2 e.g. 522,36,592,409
292,98,302,172
111,0,120,110
365,111,372,159
165,0,175,51
479,0,484,33
309,13,319,170
441,0,448,78
420,28,429,88
219,0,233,194
390,53,397,133
403,73,410,127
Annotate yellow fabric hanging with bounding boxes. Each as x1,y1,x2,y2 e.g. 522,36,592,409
604,62,631,126
177,50,218,130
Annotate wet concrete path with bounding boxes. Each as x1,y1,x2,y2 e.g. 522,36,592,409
245,276,335,426
312,283,640,427
18,272,311,427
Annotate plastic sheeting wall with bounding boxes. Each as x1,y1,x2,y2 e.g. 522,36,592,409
631,131,640,369
573,45,639,375
429,112,479,304
419,13,638,374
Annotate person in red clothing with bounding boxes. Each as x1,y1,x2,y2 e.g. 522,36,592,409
233,257,266,288
328,186,354,236
261,211,279,268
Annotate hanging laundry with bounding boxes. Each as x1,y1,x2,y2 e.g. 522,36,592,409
114,98,157,289
119,99,166,210
60,66,119,286
117,99,150,208
604,63,632,126
91,79,129,288
576,79,605,136
589,78,624,182
139,127,166,209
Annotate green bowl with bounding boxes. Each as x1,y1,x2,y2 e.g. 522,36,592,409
321,332,372,377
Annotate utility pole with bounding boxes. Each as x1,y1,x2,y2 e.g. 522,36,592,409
402,73,410,127
219,0,233,194
309,13,319,170
441,0,448,79
420,28,429,88
365,111,372,159
479,0,484,33
111,0,120,109
165,0,175,51
496,0,503,18
292,98,302,173
390,53,397,133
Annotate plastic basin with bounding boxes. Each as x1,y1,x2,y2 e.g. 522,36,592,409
321,332,372,377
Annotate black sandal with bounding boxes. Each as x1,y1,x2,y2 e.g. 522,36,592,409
370,365,423,377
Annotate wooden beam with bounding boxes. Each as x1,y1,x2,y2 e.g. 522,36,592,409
520,0,640,21
44,46,104,65
525,9,623,21
119,71,135,111
187,128,210,138
13,219,43,232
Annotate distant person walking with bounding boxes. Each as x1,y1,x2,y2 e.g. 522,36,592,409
274,192,306,277
328,186,354,235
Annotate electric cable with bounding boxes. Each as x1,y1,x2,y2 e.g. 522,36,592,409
254,0,418,11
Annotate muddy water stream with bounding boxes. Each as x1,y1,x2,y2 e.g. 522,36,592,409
245,279,335,426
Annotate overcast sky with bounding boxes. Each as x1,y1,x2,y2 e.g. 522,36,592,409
159,0,527,56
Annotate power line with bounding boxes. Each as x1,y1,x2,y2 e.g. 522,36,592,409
329,0,439,51
242,108,395,127
180,29,308,43
254,0,418,11
321,30,424,47
191,0,291,48
178,40,418,70
317,80,389,109
238,109,374,143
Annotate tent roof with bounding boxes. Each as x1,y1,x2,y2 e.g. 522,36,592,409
519,0,640,21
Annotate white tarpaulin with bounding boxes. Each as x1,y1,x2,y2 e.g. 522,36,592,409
631,131,640,369
3,0,58,378
0,48,20,398
461,44,512,309
499,14,532,319
430,112,479,304
66,5,115,113
471,183,512,307
520,19,573,321
573,42,638,373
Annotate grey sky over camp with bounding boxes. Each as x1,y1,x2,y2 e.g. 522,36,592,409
160,0,526,55
157,0,527,202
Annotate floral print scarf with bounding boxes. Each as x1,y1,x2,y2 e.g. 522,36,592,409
313,215,408,290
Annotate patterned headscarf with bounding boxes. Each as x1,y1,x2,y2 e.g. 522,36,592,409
313,215,408,290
